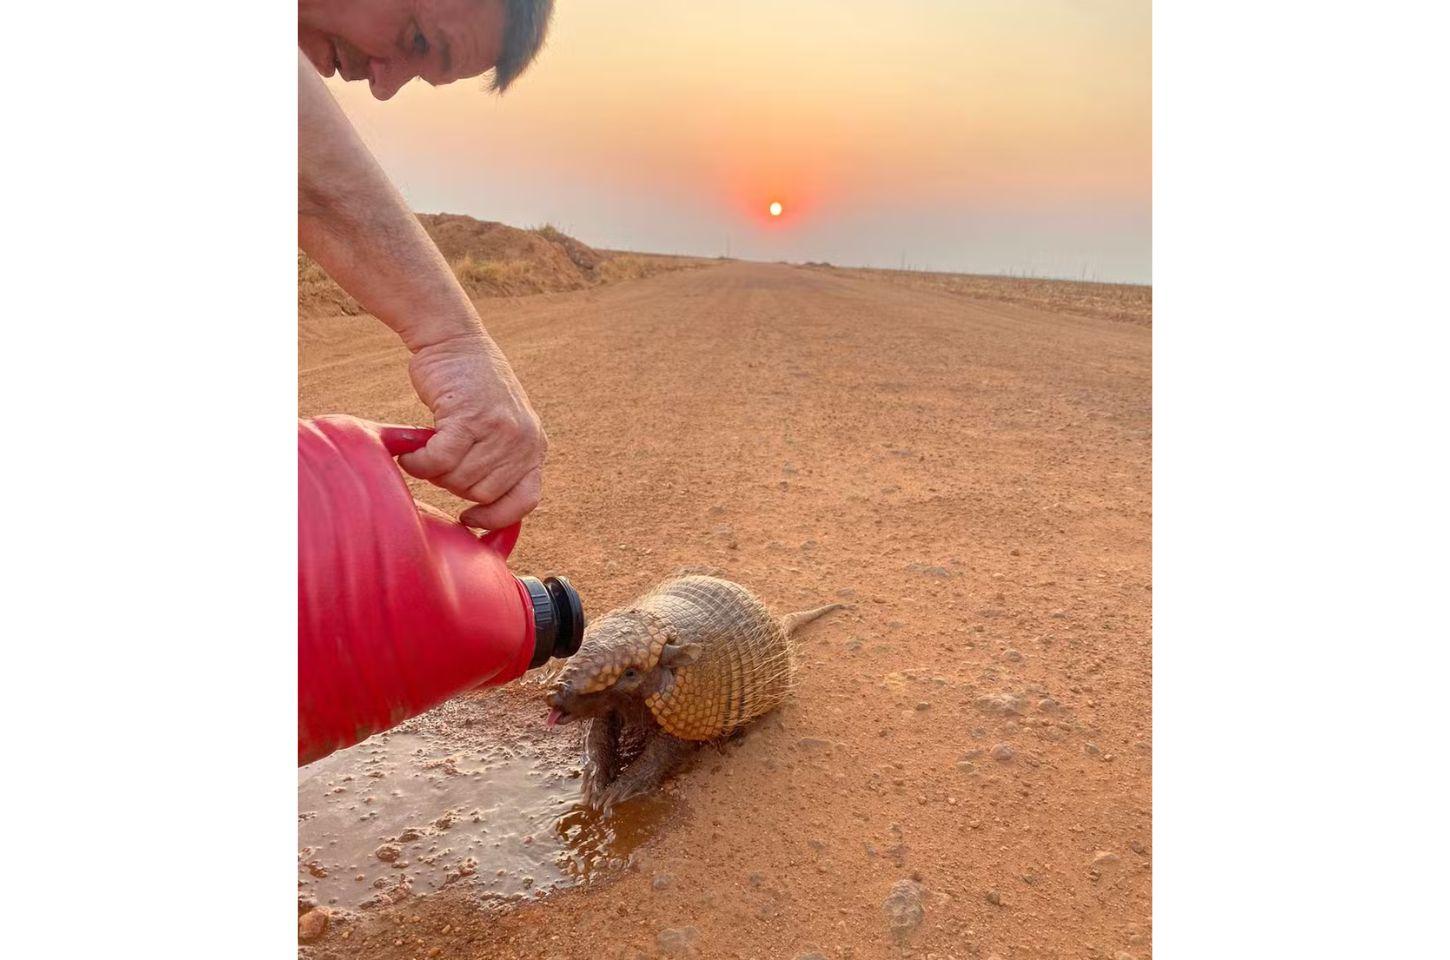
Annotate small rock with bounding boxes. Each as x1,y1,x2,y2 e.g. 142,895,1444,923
1090,851,1122,881
985,889,1002,906
908,563,951,578
1003,649,1023,662
298,908,329,943
1085,742,1101,756
914,701,931,712
373,843,401,863
657,926,698,956
797,954,828,960
652,874,672,891
796,737,832,751
975,693,1027,716
1129,840,1147,855
1037,698,1060,713
882,879,925,944
990,743,1016,762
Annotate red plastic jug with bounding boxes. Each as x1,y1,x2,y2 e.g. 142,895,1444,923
298,415,583,765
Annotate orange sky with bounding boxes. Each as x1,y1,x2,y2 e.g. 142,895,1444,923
328,0,1150,282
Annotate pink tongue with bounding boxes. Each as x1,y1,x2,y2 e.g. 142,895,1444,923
546,708,563,728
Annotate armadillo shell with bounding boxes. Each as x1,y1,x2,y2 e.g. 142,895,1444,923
639,576,796,741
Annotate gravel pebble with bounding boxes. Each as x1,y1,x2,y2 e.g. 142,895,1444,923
298,908,329,942
657,927,699,956
990,743,1016,762
882,879,925,944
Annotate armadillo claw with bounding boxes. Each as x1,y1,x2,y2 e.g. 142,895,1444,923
580,764,603,808
595,781,638,818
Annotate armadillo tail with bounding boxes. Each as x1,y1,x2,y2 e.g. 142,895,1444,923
780,603,847,636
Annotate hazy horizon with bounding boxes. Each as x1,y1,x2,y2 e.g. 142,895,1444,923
326,0,1150,284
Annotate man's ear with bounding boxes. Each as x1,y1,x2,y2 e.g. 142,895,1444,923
658,640,702,668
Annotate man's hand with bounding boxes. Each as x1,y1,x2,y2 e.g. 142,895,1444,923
400,334,547,530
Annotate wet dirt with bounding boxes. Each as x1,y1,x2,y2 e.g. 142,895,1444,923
298,685,669,912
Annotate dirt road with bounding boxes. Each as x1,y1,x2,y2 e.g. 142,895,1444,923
299,261,1152,959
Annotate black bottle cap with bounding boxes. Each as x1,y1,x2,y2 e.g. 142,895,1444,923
519,575,586,668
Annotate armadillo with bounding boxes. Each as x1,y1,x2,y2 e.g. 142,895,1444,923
544,574,843,813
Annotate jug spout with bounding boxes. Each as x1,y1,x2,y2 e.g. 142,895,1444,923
519,575,586,668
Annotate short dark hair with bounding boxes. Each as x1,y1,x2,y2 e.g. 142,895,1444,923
491,0,555,92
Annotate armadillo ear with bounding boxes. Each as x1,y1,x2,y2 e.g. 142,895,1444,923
658,640,702,668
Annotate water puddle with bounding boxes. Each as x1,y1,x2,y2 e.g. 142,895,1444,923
297,691,667,912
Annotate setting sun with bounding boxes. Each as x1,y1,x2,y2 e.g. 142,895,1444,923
768,201,783,217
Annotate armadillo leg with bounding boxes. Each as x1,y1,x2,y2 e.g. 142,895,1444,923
597,733,695,815
581,713,620,808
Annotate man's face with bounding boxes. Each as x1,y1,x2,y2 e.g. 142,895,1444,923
299,0,508,101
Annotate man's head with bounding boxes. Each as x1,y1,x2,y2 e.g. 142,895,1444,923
299,0,554,101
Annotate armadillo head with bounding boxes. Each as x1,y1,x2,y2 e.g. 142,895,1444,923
544,608,700,727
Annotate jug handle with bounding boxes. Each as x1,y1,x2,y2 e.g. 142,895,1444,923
479,522,521,558
376,422,523,559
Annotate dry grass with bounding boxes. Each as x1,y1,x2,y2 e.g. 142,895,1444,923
594,253,674,284
452,255,576,298
529,224,571,245
299,215,714,318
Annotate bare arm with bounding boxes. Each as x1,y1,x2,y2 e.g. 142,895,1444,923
298,51,545,528
298,50,478,351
